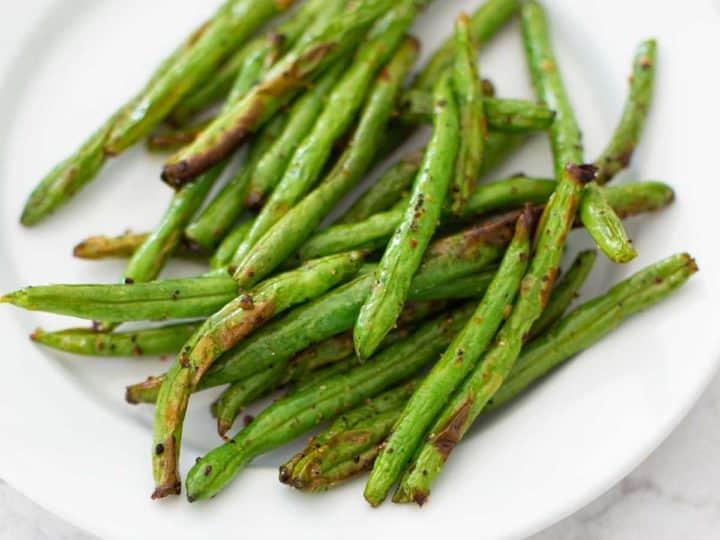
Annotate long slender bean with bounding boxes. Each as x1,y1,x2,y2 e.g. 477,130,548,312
2,182,673,323
123,163,224,284
73,232,203,261
146,122,210,154
354,74,460,359
299,180,673,261
213,312,436,438
2,275,238,322
338,151,424,224
281,254,697,494
339,131,528,225
594,40,657,184
209,220,254,270
523,1,635,262
31,322,199,357
449,13,487,215
212,362,289,439
399,94,554,133
107,0,295,154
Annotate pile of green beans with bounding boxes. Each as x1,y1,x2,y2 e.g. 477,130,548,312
3,0,695,512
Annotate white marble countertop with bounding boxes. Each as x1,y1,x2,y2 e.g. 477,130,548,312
2,370,718,540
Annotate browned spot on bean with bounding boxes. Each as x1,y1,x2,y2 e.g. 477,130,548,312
565,163,598,184
432,398,473,459
194,300,275,385
540,267,559,308
239,295,254,310
412,491,428,506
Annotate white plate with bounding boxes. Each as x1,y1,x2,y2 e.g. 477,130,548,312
1,1,718,539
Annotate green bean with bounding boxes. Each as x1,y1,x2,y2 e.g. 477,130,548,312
580,182,637,263
209,220,255,270
339,130,527,225
311,149,544,255
73,232,203,261
407,271,495,302
287,318,446,391
2,275,238,322
338,151,424,224
281,253,697,494
20,114,118,226
124,224,517,402
126,375,168,405
398,94,554,133
123,163,224,284
168,53,247,127
354,74,460,359
283,332,355,383
212,362,288,440
19,0,263,226
367,0,595,508
463,176,556,216
603,181,674,218
594,40,657,184
214,320,430,437
30,322,199,357
286,324,423,398
489,253,697,411
449,13,487,215
523,1,634,262
3,181,673,323
302,174,549,261
302,179,672,262
132,300,448,410
146,122,209,153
